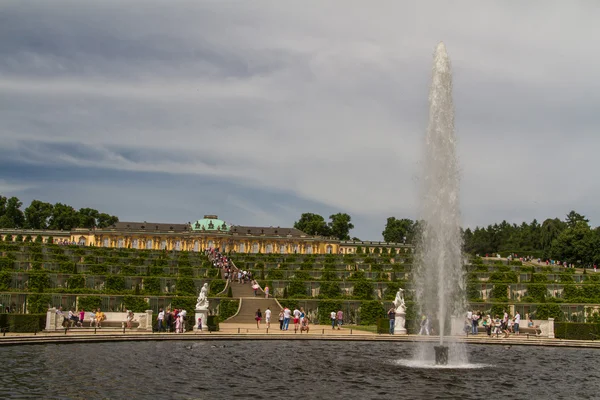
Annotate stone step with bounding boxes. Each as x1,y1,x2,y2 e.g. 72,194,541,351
225,298,281,323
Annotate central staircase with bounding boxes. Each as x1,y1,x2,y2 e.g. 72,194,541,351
224,281,282,323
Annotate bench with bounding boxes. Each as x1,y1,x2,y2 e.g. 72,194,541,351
46,308,153,331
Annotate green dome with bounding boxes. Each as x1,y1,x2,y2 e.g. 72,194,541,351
191,215,229,231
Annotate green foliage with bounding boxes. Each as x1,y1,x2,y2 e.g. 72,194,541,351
67,275,85,289
319,281,341,298
89,264,108,274
320,269,339,281
267,269,284,280
526,284,547,302
555,323,600,340
218,299,239,320
317,300,342,324
490,284,508,301
278,299,299,310
353,280,373,300
531,273,548,283
121,265,137,275
348,271,366,281
382,217,416,244
0,314,46,333
77,296,102,311
149,266,165,276
29,271,50,292
176,277,196,295
143,277,161,294
358,301,385,325
293,213,332,236
533,303,563,320
105,275,126,291
293,270,311,280
285,279,307,298
179,267,193,277
27,294,52,313
122,295,149,312
209,279,226,295
384,282,401,300
467,282,481,301
328,212,354,240
0,270,12,290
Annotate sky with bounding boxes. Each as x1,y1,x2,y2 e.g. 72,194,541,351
1,1,599,240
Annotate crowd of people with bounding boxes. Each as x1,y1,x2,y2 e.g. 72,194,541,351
157,308,189,333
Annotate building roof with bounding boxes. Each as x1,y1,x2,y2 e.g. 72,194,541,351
191,215,229,232
110,222,190,232
231,225,307,237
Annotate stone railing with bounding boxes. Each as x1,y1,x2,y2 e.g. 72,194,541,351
45,308,153,331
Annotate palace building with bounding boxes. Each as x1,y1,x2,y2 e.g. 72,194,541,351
0,215,411,255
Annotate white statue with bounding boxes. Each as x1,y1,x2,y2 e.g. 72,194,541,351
394,288,406,313
195,283,209,310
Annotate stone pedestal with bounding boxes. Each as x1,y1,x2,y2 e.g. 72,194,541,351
194,309,208,332
45,308,57,331
548,317,555,339
394,309,407,335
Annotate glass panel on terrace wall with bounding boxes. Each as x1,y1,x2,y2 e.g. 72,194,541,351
326,245,332,254
207,240,214,249
306,245,313,254
78,236,86,246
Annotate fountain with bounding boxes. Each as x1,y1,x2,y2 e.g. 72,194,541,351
413,42,467,366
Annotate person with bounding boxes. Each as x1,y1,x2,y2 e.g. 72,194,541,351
89,309,97,327
330,310,336,330
197,316,203,331
293,308,301,332
157,308,165,332
126,310,134,329
264,286,270,299
300,315,310,333
79,308,85,327
179,309,187,333
175,312,182,333
255,308,262,329
278,309,284,330
283,307,291,330
299,307,306,326
513,311,521,335
388,307,396,335
472,311,479,335
336,309,343,330
265,307,271,329
56,306,66,327
68,308,79,327
252,281,259,297
95,308,105,328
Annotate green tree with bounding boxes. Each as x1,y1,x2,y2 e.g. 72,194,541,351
293,213,332,236
382,217,414,243
0,196,25,228
48,203,79,230
77,208,100,228
97,213,119,228
24,200,54,229
565,210,589,229
328,213,354,241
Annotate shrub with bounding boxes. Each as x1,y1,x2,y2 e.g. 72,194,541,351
320,270,339,281
358,301,385,325
0,314,46,333
67,275,85,289
209,279,226,295
348,271,366,281
286,280,308,298
526,284,547,302
77,296,103,312
143,277,161,294
34,235,43,244
27,294,52,313
149,266,165,276
317,300,342,324
89,264,108,275
219,299,239,320
179,267,194,277
105,275,126,291
267,269,284,280
533,303,563,320
353,280,374,300
319,281,341,299
293,271,311,281
490,284,508,301
555,322,600,340
122,296,149,312
467,282,481,301
29,272,50,292
176,277,196,295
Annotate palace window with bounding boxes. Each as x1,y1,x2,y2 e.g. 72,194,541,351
132,239,139,249
326,245,333,254
118,239,124,248
193,241,199,252
146,239,153,250
207,240,214,249
103,238,109,248
252,243,259,254
266,244,273,254
239,243,245,253
78,237,86,246
293,244,299,254
280,244,286,254
160,240,167,250
306,245,313,254
175,241,181,251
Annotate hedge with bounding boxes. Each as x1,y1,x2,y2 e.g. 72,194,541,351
219,299,239,320
0,313,46,332
554,323,600,340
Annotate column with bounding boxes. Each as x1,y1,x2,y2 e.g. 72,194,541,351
548,318,555,339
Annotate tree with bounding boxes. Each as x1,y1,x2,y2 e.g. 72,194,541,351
97,213,119,228
48,203,79,230
566,210,589,229
24,200,54,229
540,218,567,251
328,213,354,241
0,196,25,228
78,208,100,228
293,213,331,236
382,217,414,243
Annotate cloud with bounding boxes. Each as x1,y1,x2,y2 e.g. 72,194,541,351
1,1,599,240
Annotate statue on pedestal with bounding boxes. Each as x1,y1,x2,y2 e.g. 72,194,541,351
393,288,406,313
195,283,209,310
